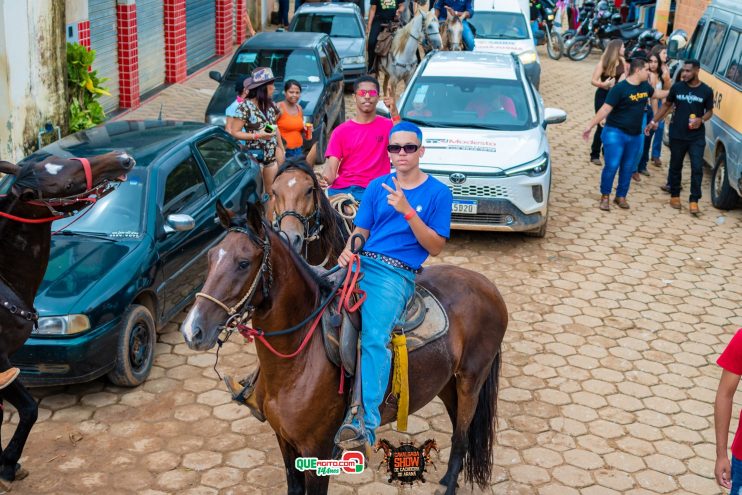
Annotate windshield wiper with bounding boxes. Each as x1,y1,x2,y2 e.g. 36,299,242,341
400,117,456,128
56,231,118,242
464,123,508,130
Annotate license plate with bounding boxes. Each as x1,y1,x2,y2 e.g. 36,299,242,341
452,200,477,214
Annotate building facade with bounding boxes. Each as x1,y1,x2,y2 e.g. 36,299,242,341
655,0,712,37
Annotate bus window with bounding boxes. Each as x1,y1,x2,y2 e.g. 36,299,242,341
727,41,742,86
687,18,706,60
700,21,728,70
716,30,740,80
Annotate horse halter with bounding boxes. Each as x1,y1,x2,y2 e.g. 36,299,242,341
272,191,323,248
195,226,274,328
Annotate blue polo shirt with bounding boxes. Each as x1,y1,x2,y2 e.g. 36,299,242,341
433,0,473,20
355,173,452,270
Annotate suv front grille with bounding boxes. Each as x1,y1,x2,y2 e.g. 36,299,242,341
449,183,510,198
451,213,512,225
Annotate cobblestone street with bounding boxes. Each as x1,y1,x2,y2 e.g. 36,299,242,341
5,48,742,494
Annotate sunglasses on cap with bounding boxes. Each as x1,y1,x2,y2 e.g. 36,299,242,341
387,144,420,154
356,89,379,97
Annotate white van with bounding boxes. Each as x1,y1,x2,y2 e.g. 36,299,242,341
470,0,541,88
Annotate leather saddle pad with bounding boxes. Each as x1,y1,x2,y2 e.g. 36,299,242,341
321,284,449,376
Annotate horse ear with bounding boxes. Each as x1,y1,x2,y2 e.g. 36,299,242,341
0,161,20,176
246,200,265,235
216,200,234,229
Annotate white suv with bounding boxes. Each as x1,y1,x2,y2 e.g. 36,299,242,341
386,51,566,237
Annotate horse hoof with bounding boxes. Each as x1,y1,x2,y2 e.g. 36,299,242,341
13,465,27,481
0,477,10,493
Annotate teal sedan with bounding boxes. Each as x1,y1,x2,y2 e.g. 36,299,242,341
1,121,262,387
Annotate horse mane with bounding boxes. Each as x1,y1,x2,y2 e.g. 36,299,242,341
392,13,421,54
275,158,348,262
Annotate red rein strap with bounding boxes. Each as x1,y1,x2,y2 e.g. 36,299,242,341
0,157,94,225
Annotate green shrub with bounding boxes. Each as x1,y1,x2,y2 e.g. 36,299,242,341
67,42,110,132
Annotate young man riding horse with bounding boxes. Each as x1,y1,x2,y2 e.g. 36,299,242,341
434,0,475,50
334,121,453,450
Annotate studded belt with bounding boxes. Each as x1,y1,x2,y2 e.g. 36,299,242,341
360,251,421,274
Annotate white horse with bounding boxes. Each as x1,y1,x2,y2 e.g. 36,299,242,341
442,7,464,51
378,9,442,99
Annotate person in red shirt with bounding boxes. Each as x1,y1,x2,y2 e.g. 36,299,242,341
715,329,742,491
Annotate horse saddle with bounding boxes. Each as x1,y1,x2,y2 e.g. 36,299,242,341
321,284,449,377
375,24,398,57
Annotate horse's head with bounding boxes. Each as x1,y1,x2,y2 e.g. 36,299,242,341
424,10,443,50
272,159,320,254
0,151,134,210
181,200,270,351
445,14,463,51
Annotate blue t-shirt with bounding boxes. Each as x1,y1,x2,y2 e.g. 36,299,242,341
355,173,453,270
434,0,473,20
225,99,241,118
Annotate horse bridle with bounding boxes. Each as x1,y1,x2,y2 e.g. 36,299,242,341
1,157,121,223
195,226,274,329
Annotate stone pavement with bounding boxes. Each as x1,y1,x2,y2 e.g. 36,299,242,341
5,48,742,494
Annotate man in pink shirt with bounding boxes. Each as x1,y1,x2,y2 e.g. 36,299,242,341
715,328,742,491
321,75,399,201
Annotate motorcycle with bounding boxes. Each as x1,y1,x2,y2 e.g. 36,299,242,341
567,10,645,60
531,0,564,60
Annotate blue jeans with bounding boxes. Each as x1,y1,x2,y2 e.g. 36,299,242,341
651,119,664,159
637,108,652,173
328,185,366,202
462,20,475,51
285,147,303,158
600,126,643,198
732,455,742,495
355,256,415,445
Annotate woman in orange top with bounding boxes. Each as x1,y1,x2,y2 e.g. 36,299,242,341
277,80,307,159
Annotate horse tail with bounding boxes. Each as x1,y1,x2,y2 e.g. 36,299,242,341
464,348,500,488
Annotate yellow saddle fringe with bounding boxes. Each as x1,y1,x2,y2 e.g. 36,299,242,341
391,332,409,431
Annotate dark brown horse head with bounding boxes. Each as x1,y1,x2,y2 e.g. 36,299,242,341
1,151,134,206
181,200,268,351
272,159,318,253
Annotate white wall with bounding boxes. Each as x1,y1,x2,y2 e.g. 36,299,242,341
65,0,87,24
0,0,67,162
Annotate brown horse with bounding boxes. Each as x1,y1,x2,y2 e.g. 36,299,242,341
271,159,347,267
0,151,133,487
180,201,508,494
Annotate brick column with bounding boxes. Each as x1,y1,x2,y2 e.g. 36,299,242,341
164,0,187,83
78,20,91,49
235,0,247,45
116,0,140,108
216,0,234,56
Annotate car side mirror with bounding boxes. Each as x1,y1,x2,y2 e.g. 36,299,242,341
376,101,391,118
327,73,343,84
544,108,567,126
209,71,222,83
164,214,195,234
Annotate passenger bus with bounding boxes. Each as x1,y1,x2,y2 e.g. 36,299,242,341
669,0,741,209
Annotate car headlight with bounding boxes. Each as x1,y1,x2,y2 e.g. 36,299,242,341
34,315,91,336
519,50,538,65
342,55,365,66
504,154,549,177
207,114,226,126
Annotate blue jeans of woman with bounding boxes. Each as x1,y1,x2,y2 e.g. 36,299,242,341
354,256,415,445
637,108,653,173
651,119,664,159
732,455,742,494
600,125,643,198
285,147,303,159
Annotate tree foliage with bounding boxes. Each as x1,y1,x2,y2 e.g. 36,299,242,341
67,42,111,132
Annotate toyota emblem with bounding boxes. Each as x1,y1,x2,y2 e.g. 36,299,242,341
450,173,466,184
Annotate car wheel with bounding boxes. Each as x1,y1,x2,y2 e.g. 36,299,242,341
524,216,548,238
711,150,739,210
108,304,156,387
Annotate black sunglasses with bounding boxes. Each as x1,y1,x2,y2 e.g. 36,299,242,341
387,144,420,154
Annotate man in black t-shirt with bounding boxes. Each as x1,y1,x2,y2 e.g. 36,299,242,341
647,59,714,215
366,0,405,73
583,58,668,211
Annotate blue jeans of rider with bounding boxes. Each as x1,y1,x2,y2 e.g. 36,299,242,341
328,185,366,202
462,20,475,50
732,455,742,495
600,125,643,198
356,256,415,445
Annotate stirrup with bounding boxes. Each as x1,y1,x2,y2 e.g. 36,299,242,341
223,374,266,422
334,406,367,450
